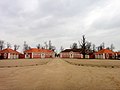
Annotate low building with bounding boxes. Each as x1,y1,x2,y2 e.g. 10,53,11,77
0,48,20,59
114,52,120,60
24,48,55,59
95,49,115,59
19,53,25,59
60,49,83,59
89,53,95,59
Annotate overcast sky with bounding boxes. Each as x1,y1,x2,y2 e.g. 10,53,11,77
0,0,120,52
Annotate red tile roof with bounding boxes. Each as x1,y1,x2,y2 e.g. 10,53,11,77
96,49,114,54
40,49,54,53
114,52,120,55
24,48,40,53
24,48,54,53
61,49,82,53
0,48,20,54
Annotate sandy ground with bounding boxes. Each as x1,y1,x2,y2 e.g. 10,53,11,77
64,59,120,68
0,59,50,68
0,59,120,90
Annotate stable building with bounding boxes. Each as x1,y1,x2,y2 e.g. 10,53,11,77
114,52,120,60
24,48,55,59
60,49,83,59
0,48,20,59
95,49,115,59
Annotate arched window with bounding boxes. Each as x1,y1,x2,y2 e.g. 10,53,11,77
4,53,7,59
106,53,109,59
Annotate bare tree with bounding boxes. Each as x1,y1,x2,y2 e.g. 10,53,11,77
37,44,41,49
41,46,45,49
44,42,48,49
48,40,52,50
92,44,96,52
51,46,56,51
86,42,91,50
70,44,72,49
28,46,31,50
23,41,29,51
85,42,94,55
106,47,110,50
60,46,64,52
101,42,105,49
48,40,55,51
0,40,5,50
86,42,92,52
110,44,115,51
97,42,105,51
7,42,11,48
79,35,93,58
71,43,78,49
14,44,20,51
97,46,102,51
79,35,87,59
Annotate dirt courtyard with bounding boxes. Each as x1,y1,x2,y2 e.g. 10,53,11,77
0,59,120,90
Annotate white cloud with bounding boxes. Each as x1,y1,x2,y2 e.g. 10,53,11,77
19,0,39,13
0,0,120,52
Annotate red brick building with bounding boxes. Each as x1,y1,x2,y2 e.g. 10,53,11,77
24,48,55,59
60,49,83,59
95,49,115,59
0,48,20,59
114,52,120,59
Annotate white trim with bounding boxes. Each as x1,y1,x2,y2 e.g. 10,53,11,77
69,51,74,58
60,53,62,58
8,53,10,59
41,53,45,59
4,53,8,59
112,54,115,59
52,53,55,58
32,53,33,59
106,53,109,59
103,53,105,59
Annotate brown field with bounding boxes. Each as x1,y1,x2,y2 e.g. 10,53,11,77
0,59,120,90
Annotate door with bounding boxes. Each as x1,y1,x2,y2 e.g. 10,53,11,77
69,52,74,58
41,53,45,59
